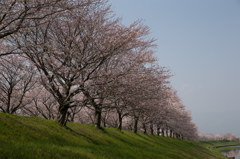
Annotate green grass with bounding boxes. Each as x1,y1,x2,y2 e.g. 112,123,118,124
0,113,233,159
197,140,240,148
196,140,240,158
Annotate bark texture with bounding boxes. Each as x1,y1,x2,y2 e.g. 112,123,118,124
133,116,139,133
161,128,165,137
56,105,68,126
117,114,122,130
150,123,153,135
94,107,102,128
157,126,160,136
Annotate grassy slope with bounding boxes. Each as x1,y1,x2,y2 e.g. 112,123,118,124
0,113,229,159
196,140,240,158
197,140,240,148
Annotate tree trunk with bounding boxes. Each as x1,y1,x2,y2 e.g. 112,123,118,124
166,127,169,137
63,111,70,126
70,113,74,122
161,128,165,137
133,116,139,133
157,126,160,136
56,105,68,126
6,86,12,114
176,133,180,139
142,122,147,134
117,113,122,130
170,129,173,138
150,122,153,135
103,118,106,127
94,106,102,129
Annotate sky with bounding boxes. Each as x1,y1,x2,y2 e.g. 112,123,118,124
110,0,240,137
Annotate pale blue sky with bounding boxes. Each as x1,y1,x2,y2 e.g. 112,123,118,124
110,0,240,136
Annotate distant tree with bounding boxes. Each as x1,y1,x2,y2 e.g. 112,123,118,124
21,86,58,119
198,133,237,141
0,55,36,114
111,66,171,133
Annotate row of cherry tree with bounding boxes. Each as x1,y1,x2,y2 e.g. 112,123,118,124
198,133,238,141
0,0,199,140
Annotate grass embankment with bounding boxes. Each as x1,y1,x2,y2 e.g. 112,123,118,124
0,113,230,159
197,140,240,148
196,140,240,158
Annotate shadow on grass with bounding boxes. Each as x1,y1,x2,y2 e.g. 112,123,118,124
64,126,100,145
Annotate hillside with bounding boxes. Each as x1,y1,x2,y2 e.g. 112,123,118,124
0,113,228,159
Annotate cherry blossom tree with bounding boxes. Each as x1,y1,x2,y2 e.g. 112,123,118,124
1,0,203,140
111,66,171,133
198,133,237,141
20,85,58,119
162,90,199,140
0,0,94,39
0,0,76,56
0,55,36,114
76,107,95,125
8,0,157,126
